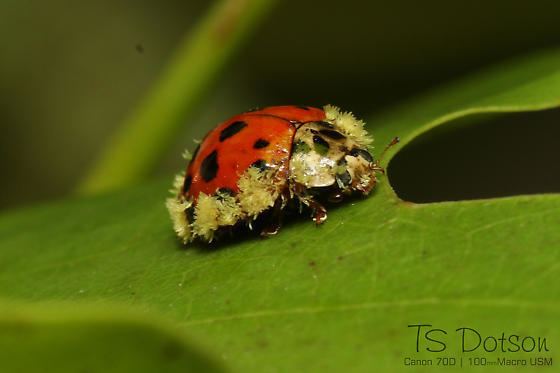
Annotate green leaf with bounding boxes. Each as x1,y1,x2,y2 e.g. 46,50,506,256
1,49,559,372
0,301,225,373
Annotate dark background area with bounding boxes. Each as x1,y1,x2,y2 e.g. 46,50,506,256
2,0,560,210
389,109,560,202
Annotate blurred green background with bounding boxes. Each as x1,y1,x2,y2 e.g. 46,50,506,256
2,0,560,210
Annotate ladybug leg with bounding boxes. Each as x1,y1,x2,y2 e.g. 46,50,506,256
260,210,282,236
308,199,328,225
260,191,288,237
291,183,328,225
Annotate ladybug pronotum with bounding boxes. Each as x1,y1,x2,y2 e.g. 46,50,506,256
166,105,393,243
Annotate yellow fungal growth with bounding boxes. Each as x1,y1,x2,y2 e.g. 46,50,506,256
166,166,284,243
288,153,310,185
324,105,373,146
166,172,193,243
181,148,192,161
170,173,185,195
192,193,220,242
215,192,243,226
166,197,192,244
237,167,279,218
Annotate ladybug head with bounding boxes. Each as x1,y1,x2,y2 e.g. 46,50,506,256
289,116,381,197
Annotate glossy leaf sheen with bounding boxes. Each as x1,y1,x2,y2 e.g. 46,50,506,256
1,49,560,372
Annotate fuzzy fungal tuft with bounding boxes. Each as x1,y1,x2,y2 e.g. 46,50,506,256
166,197,192,243
237,166,280,218
215,192,243,226
170,173,185,195
192,193,220,242
323,105,372,146
166,166,282,243
182,148,193,161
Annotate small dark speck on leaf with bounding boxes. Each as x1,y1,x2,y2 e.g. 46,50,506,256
135,44,144,53
385,328,398,338
308,260,316,267
337,256,344,261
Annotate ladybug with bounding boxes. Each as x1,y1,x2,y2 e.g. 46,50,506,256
166,105,397,243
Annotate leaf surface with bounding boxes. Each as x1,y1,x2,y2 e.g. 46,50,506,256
0,302,224,373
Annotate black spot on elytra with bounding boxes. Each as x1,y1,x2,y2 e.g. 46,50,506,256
251,159,267,171
296,105,310,110
200,150,219,181
220,121,247,142
217,187,236,197
313,135,330,154
183,175,192,193
320,129,345,140
253,139,270,149
350,147,374,163
336,170,352,186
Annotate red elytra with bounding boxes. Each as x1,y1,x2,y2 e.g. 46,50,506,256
184,106,325,200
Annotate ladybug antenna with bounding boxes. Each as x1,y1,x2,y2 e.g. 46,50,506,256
379,136,400,162
372,136,400,174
